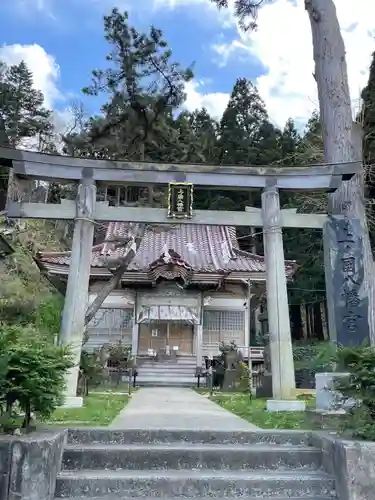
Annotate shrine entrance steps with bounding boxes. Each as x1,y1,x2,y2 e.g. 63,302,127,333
55,428,336,499
55,389,336,499
136,356,197,387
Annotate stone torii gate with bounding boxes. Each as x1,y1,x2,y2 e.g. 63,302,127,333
1,146,372,409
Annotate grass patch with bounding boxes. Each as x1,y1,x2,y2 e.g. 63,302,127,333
46,392,128,426
193,387,209,395
91,382,134,393
211,393,319,430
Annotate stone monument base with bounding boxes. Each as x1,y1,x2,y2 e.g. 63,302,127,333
267,399,306,412
61,396,83,408
315,372,356,411
255,373,273,398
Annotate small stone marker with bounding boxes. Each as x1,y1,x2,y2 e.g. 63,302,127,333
315,372,356,412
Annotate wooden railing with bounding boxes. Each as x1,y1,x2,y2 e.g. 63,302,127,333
202,343,264,361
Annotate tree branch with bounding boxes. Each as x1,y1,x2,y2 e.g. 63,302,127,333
84,225,145,325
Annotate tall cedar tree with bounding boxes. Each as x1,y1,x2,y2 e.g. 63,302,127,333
217,78,280,165
278,118,300,164
0,60,54,208
202,78,281,250
0,61,54,149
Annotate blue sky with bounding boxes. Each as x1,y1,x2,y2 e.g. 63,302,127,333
1,0,375,131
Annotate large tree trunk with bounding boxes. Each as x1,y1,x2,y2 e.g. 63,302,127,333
306,0,375,345
305,0,356,164
84,226,145,326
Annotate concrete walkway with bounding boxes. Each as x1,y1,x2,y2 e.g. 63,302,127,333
110,388,259,430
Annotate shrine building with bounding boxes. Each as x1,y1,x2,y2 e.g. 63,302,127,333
36,221,296,373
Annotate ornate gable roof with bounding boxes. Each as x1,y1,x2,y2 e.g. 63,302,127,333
36,222,296,277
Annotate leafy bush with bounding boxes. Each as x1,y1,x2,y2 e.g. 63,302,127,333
33,295,63,339
78,350,105,396
334,346,375,441
293,342,337,373
0,273,37,323
107,342,132,369
237,361,251,392
0,324,73,433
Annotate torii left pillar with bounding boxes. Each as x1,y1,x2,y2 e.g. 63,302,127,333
59,170,96,407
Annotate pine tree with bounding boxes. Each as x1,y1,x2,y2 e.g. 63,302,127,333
64,8,193,161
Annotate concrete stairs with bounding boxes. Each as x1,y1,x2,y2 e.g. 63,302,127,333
55,428,337,499
136,356,198,387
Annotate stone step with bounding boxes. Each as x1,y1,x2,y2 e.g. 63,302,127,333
139,363,196,369
67,429,314,447
140,358,196,363
137,375,196,381
62,443,323,471
56,493,332,500
138,369,196,375
139,365,197,370
139,364,197,371
57,497,334,500
137,375,196,382
55,469,336,498
138,369,196,373
137,380,196,387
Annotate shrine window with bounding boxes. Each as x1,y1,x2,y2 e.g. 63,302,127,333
203,310,244,331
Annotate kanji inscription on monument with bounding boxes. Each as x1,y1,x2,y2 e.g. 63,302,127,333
325,216,369,346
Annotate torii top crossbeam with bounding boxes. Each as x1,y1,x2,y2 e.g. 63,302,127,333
0,146,362,190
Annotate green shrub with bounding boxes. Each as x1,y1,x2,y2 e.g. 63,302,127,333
79,350,105,396
33,295,63,339
293,341,337,372
334,346,375,441
107,342,132,369
237,362,251,392
0,324,73,433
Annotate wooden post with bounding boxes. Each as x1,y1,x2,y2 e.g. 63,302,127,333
262,185,296,402
196,291,204,369
131,294,139,358
254,306,262,340
132,324,139,358
195,324,203,368
244,279,251,350
59,170,96,407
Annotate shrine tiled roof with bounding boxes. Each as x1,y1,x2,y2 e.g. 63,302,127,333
36,222,296,276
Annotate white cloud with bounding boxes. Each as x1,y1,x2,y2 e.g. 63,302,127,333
153,0,207,6
153,0,236,27
211,0,375,128
13,0,56,20
183,80,229,120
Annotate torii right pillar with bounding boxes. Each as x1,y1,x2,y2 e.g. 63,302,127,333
261,184,304,411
